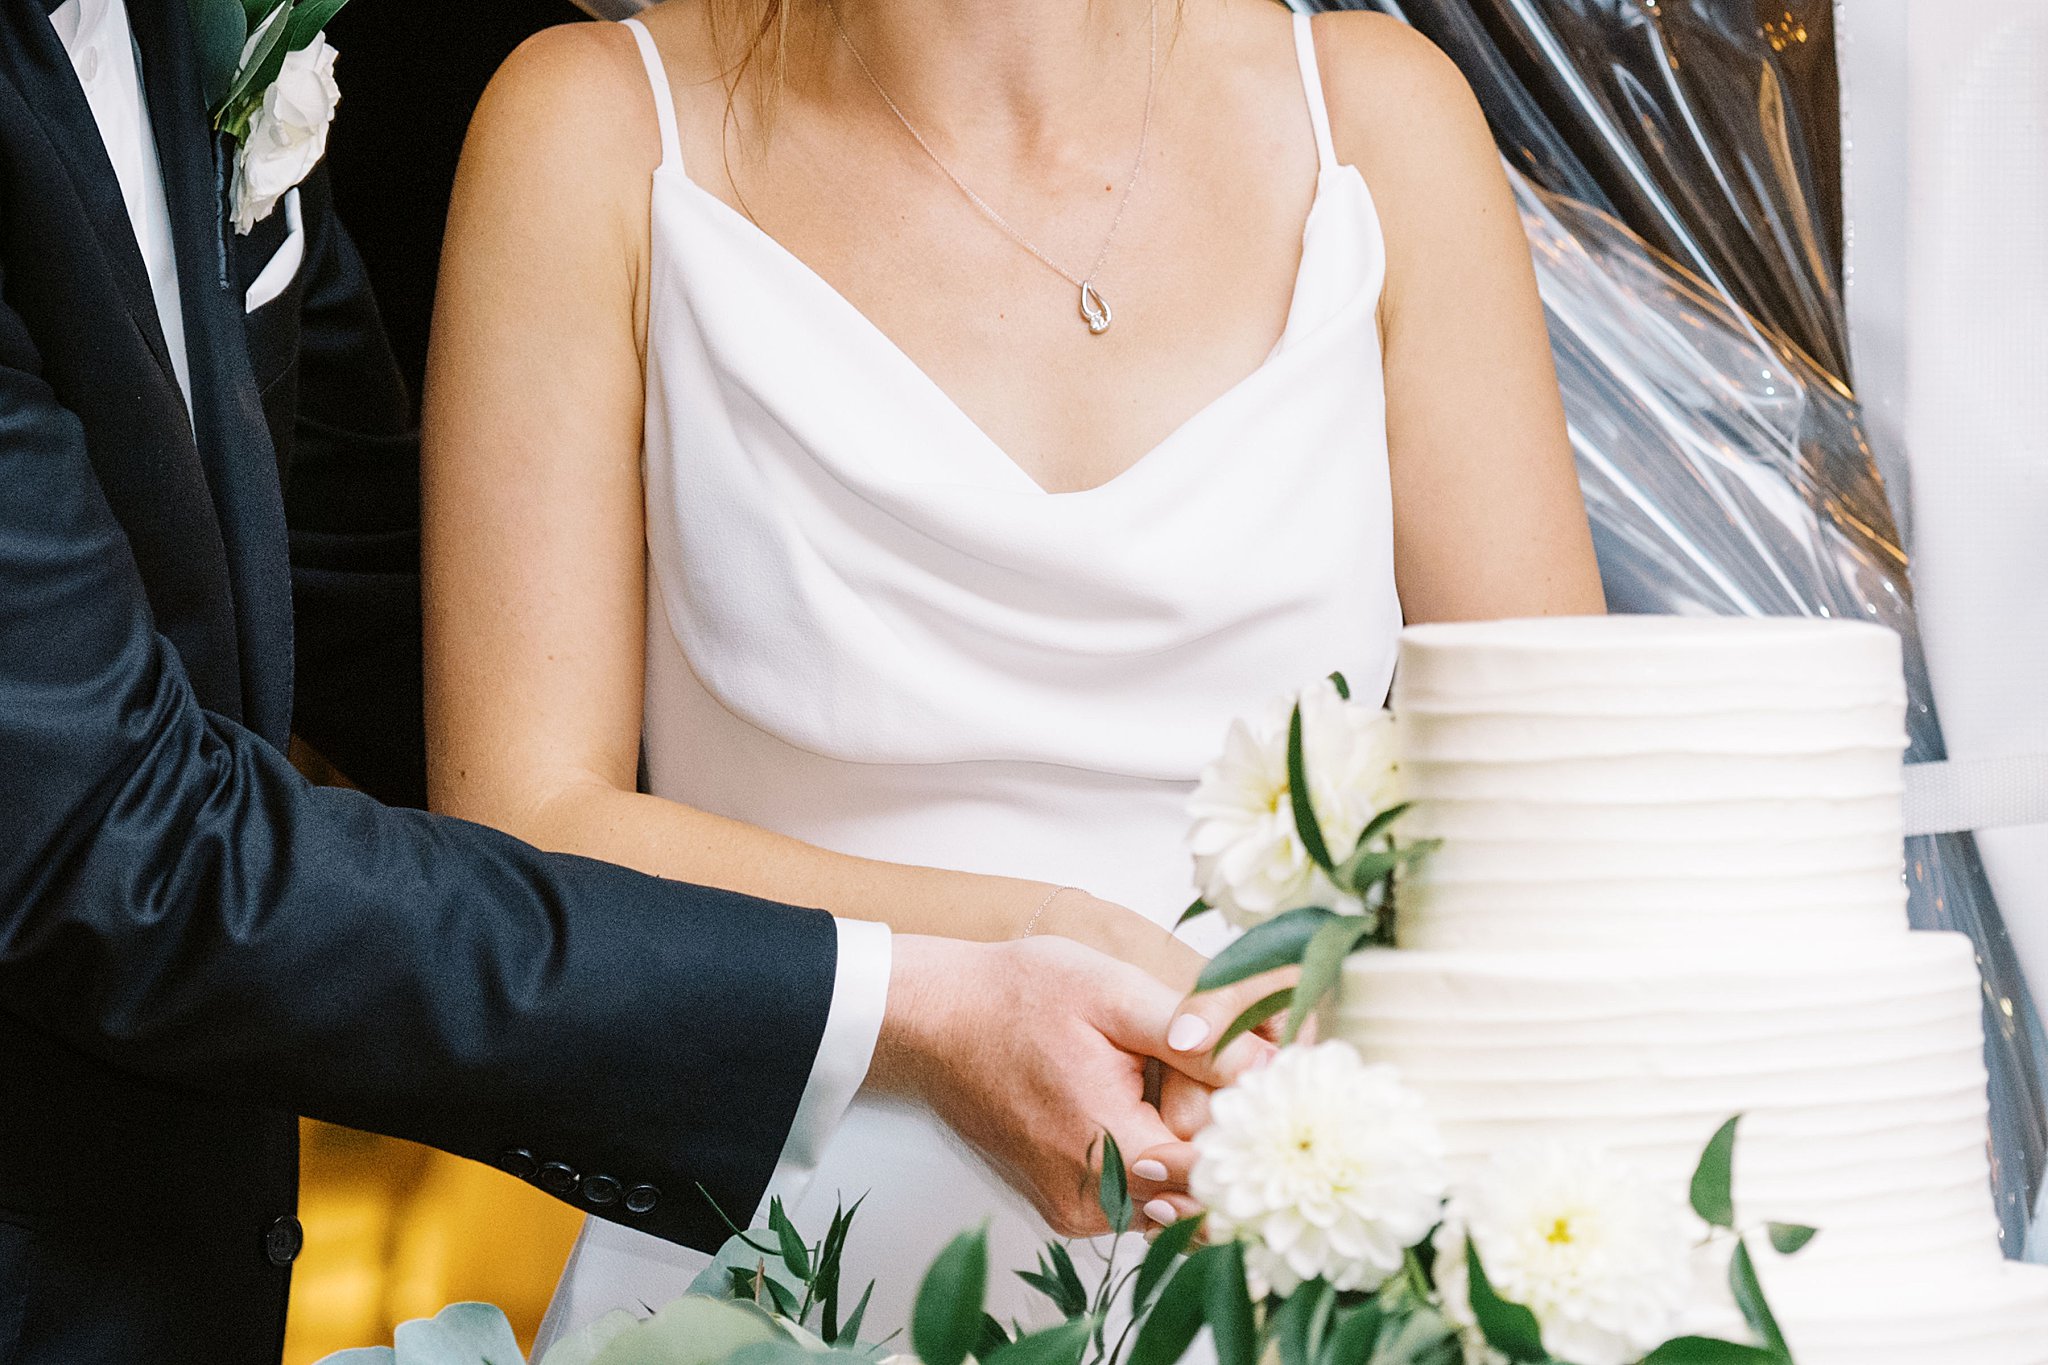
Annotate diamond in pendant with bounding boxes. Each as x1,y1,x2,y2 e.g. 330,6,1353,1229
1079,281,1112,335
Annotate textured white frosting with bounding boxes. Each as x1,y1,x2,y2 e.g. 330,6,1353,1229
1391,618,1908,952
1330,616,2048,1362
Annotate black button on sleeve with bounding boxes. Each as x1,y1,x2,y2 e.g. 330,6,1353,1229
583,1174,622,1207
624,1184,660,1214
264,1215,304,1267
538,1162,580,1196
498,1148,539,1181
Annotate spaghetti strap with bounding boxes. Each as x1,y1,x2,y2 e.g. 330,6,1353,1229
624,18,685,172
1292,12,1339,170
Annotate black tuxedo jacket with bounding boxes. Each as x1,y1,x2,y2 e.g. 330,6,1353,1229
0,3,840,1360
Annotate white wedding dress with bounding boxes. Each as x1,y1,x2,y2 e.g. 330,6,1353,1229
539,11,1401,1347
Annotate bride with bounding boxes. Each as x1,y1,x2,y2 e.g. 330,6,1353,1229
420,0,1602,1341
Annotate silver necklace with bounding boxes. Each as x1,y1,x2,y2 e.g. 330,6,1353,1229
827,0,1159,335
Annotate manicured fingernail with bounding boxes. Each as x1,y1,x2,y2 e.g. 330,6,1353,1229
1143,1199,1179,1227
1167,1015,1210,1052
1133,1159,1169,1182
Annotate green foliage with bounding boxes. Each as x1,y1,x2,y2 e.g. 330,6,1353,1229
1099,1133,1134,1237
1197,906,1338,993
1205,1242,1259,1365
1640,1339,1786,1364
912,1227,991,1365
1285,915,1380,1043
187,0,248,111
1462,1242,1550,1363
1132,1217,1204,1314
984,1319,1098,1365
1268,1279,1335,1365
1767,1223,1818,1255
1212,987,1292,1056
1691,1116,1742,1230
1176,897,1212,928
1287,703,1337,873
191,0,356,135
1727,1242,1789,1358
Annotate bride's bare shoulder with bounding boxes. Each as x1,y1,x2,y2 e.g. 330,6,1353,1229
460,13,700,199
1308,12,1499,191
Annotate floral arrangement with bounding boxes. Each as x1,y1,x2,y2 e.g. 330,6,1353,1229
324,676,1817,1365
188,0,349,231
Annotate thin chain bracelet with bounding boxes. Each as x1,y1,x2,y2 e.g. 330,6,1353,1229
1022,885,1083,938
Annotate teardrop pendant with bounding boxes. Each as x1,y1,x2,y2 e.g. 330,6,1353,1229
1079,281,1112,335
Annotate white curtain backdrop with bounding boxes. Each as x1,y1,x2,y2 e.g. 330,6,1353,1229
1840,0,2048,1004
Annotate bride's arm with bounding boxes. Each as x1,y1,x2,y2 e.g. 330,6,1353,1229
1317,13,1606,624
420,27,1197,988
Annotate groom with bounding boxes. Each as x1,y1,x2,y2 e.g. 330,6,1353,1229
0,2,1247,1361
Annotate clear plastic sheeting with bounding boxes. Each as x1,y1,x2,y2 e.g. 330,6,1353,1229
1514,171,2048,1258
1349,0,1848,382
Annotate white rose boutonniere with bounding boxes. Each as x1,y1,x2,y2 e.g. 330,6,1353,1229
187,0,353,234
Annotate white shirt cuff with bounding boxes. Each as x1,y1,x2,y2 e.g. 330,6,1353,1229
751,917,891,1221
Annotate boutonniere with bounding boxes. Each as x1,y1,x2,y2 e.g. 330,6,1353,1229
188,0,352,234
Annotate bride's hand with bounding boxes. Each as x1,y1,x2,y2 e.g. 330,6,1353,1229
1027,887,1206,993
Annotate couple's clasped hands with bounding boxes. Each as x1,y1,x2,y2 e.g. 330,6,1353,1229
867,911,1284,1238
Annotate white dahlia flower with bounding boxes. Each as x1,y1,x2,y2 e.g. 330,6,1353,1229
1192,1041,1447,1298
1188,680,1400,930
1433,1145,1693,1365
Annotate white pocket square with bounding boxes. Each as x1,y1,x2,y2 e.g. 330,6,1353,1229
243,187,305,314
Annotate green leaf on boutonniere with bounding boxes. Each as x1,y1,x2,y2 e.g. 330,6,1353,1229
1640,1338,1785,1364
1133,1215,1204,1313
241,0,275,26
1690,1116,1743,1230
1213,987,1293,1057
1098,1132,1133,1236
219,0,294,133
1287,702,1336,873
910,1226,990,1365
1196,906,1338,993
1464,1241,1550,1362
1767,1222,1819,1255
1728,1240,1790,1357
282,0,352,51
1284,914,1379,1043
188,0,247,111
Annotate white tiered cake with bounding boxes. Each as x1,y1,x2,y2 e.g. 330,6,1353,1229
1335,616,2048,1363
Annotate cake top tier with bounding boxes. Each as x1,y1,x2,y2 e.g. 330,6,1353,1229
1395,616,1904,717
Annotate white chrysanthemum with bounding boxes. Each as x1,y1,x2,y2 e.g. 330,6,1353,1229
1188,680,1400,930
1433,1145,1693,1365
1192,1041,1447,1298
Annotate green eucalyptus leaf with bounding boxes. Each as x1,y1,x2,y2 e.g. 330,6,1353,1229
1691,1117,1743,1230
984,1318,1096,1365
1287,703,1336,873
839,1282,876,1346
1336,848,1404,897
722,1344,871,1365
1177,897,1213,928
760,1274,800,1320
1728,1241,1788,1356
1207,1241,1258,1365
1214,988,1292,1058
1285,914,1378,1043
976,1312,1015,1358
389,1302,524,1365
1317,1300,1384,1365
1328,671,1351,700
768,1199,810,1281
1133,1215,1204,1313
1639,1338,1785,1364
690,1234,803,1306
1355,802,1413,849
588,1298,781,1365
1047,1243,1089,1318
1099,1132,1133,1236
315,1351,396,1365
188,0,248,112
1126,1246,1214,1365
1271,1279,1334,1365
1767,1223,1819,1256
911,1227,990,1365
1463,1242,1548,1363
1196,906,1338,993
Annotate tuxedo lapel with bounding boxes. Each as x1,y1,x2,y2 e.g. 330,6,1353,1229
129,0,297,743
0,0,182,400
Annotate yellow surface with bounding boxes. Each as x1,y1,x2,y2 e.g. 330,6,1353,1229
283,1119,584,1364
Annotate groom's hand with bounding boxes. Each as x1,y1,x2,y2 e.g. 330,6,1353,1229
867,934,1271,1236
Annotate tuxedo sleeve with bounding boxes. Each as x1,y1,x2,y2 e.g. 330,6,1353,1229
0,286,851,1252
282,165,428,808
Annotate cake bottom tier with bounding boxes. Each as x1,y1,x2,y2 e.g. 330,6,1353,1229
1336,931,2008,1278
1727,1257,2048,1365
